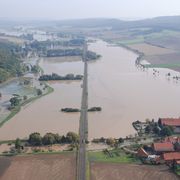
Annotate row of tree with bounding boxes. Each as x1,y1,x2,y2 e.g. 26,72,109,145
92,137,124,146
28,132,79,146
61,107,102,113
39,73,83,81
145,122,174,136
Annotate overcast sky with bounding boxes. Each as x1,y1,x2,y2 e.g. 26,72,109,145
0,0,180,20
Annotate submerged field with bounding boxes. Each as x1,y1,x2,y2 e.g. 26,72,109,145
1,40,180,140
0,153,76,180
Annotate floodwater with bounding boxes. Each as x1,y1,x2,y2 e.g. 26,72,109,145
1,40,180,140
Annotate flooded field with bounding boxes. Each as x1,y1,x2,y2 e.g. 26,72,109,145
0,79,37,122
0,40,180,140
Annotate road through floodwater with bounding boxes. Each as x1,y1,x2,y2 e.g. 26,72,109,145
1,40,180,140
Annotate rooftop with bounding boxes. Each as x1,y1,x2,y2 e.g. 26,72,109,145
163,152,180,161
152,142,174,152
159,118,180,126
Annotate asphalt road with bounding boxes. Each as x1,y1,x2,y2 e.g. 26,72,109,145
77,42,88,180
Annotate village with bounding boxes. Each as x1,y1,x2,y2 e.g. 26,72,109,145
132,117,180,176
0,117,179,178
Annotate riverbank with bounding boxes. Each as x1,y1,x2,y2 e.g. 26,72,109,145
120,42,180,73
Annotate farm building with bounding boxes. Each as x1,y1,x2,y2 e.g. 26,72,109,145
158,118,180,133
163,152,180,164
152,142,175,154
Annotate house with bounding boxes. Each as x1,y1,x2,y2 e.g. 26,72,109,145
152,142,174,154
137,147,149,158
163,152,180,164
158,118,180,133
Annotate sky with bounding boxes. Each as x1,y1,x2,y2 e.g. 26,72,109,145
0,0,180,20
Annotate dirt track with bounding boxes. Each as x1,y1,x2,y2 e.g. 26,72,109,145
91,162,179,180
0,153,76,180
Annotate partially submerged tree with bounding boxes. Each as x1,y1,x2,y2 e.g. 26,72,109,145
28,132,42,146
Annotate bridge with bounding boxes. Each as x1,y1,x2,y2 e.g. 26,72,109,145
77,42,88,180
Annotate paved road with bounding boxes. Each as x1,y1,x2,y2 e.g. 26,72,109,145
77,42,88,180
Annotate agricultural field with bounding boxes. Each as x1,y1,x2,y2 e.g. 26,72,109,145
90,163,179,180
0,153,76,180
128,43,176,56
146,34,180,51
145,53,180,71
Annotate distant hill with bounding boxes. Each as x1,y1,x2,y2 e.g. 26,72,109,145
1,16,180,31
55,16,180,31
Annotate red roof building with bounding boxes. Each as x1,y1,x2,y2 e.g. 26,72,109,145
163,152,180,162
152,142,174,154
159,118,180,126
158,118,180,133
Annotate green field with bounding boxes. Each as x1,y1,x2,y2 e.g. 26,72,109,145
145,63,180,69
88,149,138,163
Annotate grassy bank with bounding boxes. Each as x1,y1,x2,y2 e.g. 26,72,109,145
145,63,180,69
0,150,74,157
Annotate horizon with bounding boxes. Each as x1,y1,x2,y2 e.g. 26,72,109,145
1,15,180,22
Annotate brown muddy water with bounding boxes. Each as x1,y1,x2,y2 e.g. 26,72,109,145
1,40,180,140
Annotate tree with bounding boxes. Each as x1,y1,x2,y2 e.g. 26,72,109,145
160,126,173,136
23,95,28,101
61,135,67,143
37,89,42,96
99,137,105,143
42,133,56,145
106,138,116,146
118,138,124,143
54,133,62,143
28,132,42,146
10,97,20,107
153,126,160,135
31,65,39,73
66,132,79,143
15,138,22,150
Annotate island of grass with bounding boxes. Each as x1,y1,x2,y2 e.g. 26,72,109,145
39,73,83,81
61,107,102,113
46,49,101,61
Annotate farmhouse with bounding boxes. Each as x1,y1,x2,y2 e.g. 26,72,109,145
163,152,180,164
158,118,180,133
152,142,174,154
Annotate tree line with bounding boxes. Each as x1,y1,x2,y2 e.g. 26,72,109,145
28,132,79,146
39,73,83,81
